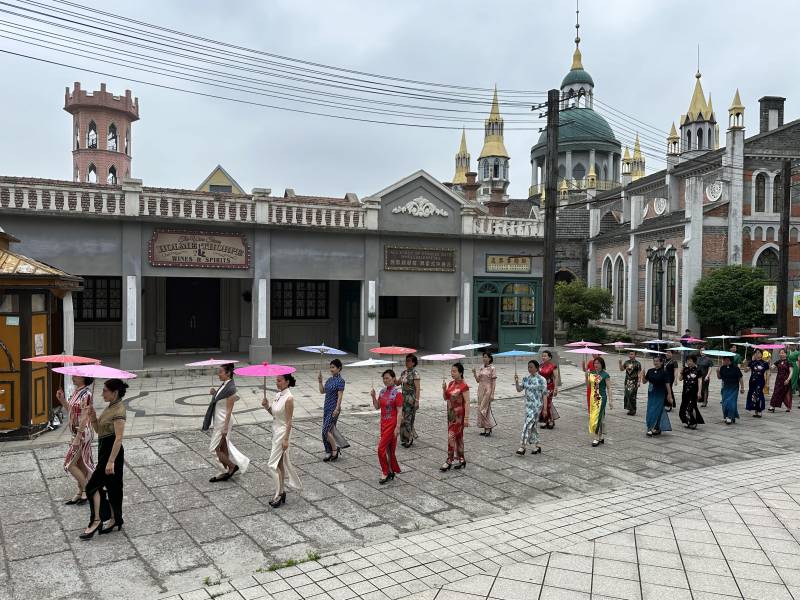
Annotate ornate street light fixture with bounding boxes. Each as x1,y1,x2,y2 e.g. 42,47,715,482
646,239,676,342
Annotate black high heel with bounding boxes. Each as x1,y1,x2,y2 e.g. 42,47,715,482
530,447,542,455
329,449,341,462
453,458,466,470
79,520,102,540
269,492,286,507
379,472,395,485
439,462,452,472
99,518,124,534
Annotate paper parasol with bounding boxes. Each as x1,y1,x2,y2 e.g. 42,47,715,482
707,335,738,340
643,339,672,345
493,350,537,357
565,347,609,355
24,354,100,364
370,346,417,355
565,340,602,347
421,353,466,361
623,347,665,355
754,343,786,350
604,342,630,347
515,342,546,349
450,342,492,351
53,364,137,379
668,346,695,352
701,350,738,357
740,333,769,339
768,337,796,342
297,344,348,355
678,336,705,344
185,358,240,367
234,363,296,377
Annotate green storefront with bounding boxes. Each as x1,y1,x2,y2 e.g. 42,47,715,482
474,278,542,352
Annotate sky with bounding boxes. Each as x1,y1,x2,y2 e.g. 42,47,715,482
0,0,797,200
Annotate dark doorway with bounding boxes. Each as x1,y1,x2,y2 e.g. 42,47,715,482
477,296,499,353
166,278,220,350
338,281,360,354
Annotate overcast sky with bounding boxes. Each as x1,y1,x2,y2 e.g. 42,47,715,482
0,0,797,199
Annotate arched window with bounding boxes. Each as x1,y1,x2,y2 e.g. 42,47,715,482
708,127,712,148
107,124,118,152
87,121,97,149
666,256,677,326
74,120,80,150
125,127,130,155
558,165,566,179
87,163,97,184
502,161,508,180
615,257,625,321
73,163,79,182
482,161,489,179
107,165,117,185
773,174,783,213
603,165,608,180
572,163,586,181
697,128,704,150
685,130,692,151
500,283,535,326
493,159,500,179
756,248,779,281
755,173,767,212
603,258,613,296
649,262,659,325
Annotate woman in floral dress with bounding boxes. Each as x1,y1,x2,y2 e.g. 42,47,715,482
515,360,547,455
398,354,421,447
440,363,470,471
473,352,497,436
56,376,96,505
586,357,613,447
538,350,559,429
769,348,792,412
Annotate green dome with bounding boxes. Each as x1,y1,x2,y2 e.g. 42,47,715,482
535,108,617,147
561,68,594,88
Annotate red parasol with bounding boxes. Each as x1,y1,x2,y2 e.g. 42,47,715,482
370,346,417,355
740,334,768,339
24,354,99,364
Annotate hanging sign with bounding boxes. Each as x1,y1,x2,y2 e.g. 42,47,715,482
793,290,800,317
763,285,777,314
486,254,532,273
148,230,250,269
384,246,456,272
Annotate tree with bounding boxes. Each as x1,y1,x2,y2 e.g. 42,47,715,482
691,265,775,334
555,279,613,329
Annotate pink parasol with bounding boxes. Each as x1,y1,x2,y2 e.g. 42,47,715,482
678,337,705,344
234,362,297,401
53,364,137,379
565,340,602,347
740,333,768,339
565,347,608,355
754,344,785,350
24,354,100,364
421,353,466,380
370,346,417,355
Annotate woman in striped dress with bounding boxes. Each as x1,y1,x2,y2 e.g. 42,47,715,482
56,376,96,505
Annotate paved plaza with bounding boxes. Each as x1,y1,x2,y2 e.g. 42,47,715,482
0,360,798,600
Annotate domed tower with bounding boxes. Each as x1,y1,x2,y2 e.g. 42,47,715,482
477,86,510,202
64,82,139,185
529,8,621,199
678,71,717,158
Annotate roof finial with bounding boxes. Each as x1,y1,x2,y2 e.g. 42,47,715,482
696,44,701,79
575,0,581,48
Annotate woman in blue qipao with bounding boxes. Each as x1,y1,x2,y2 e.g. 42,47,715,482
717,355,744,424
644,356,672,437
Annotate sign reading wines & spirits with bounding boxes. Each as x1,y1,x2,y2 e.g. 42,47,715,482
148,230,250,269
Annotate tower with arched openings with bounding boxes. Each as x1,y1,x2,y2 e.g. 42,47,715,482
64,82,139,185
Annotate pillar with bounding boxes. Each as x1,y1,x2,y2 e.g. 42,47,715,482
119,222,143,370
62,291,75,397
682,177,704,333
358,236,380,357
565,151,573,182
453,239,474,348
220,279,231,352
249,229,272,363
626,235,639,331
155,278,166,354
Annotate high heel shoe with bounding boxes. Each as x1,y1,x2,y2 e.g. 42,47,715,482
453,458,466,470
379,472,395,485
65,492,85,505
99,518,124,534
79,520,102,540
530,447,542,455
439,462,452,472
329,449,341,462
269,492,287,508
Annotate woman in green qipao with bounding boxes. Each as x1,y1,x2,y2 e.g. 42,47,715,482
398,354,421,448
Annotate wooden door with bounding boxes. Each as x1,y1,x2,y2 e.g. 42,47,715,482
0,294,21,430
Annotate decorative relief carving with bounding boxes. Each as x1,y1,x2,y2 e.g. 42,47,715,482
706,180,723,202
391,196,448,218
653,197,667,215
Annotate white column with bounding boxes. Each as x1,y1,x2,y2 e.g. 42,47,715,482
63,292,75,397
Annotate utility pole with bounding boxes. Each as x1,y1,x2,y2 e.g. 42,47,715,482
541,88,559,347
777,159,792,335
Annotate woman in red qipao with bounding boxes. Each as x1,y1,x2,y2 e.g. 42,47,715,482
538,350,560,429
440,362,470,472
370,369,403,485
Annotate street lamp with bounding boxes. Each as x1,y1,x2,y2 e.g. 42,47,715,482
646,239,676,342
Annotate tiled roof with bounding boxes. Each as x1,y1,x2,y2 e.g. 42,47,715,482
556,205,590,238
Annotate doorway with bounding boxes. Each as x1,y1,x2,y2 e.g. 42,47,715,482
338,281,360,354
166,278,220,350
477,296,499,353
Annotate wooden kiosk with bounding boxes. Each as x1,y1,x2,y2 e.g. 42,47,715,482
0,229,82,439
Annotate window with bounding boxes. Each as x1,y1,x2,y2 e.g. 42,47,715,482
87,121,97,149
73,163,79,182
107,123,118,151
493,159,500,178
87,164,97,184
270,280,328,319
500,283,535,326
482,161,489,179
378,296,399,319
125,127,130,155
755,173,766,212
107,166,117,185
502,161,508,180
573,163,586,181
209,184,232,193
708,127,712,148
773,174,783,213
685,130,692,151
756,248,779,281
74,277,122,321
74,120,80,150
558,165,566,179
603,258,613,296
649,262,660,325
697,127,704,150
615,258,624,321
666,256,676,326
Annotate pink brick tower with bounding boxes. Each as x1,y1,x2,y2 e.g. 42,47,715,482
64,82,139,185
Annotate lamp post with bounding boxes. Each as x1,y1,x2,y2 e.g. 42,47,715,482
646,239,676,342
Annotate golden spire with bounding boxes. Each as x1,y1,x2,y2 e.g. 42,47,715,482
571,0,583,70
632,134,642,160
452,128,470,185
478,85,509,159
687,71,709,121
707,94,714,118
729,88,744,110
623,146,631,160
667,122,679,141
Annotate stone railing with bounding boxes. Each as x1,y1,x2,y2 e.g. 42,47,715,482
473,215,543,237
266,202,364,229
141,192,256,223
0,183,126,215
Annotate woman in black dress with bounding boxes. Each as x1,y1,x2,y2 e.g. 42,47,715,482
80,378,128,540
678,354,704,429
